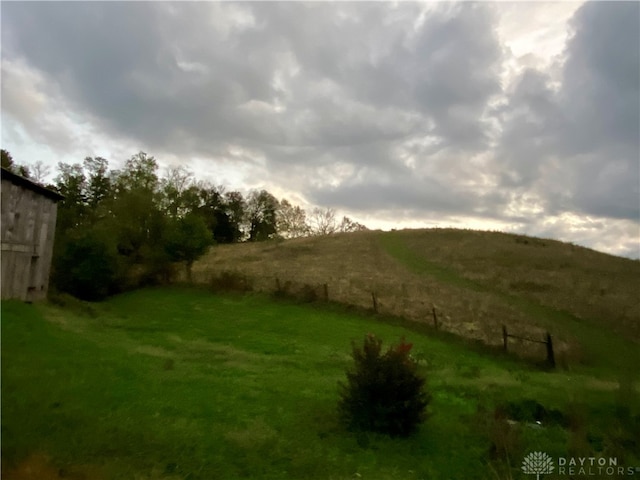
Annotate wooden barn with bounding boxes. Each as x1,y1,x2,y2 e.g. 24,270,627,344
1,167,63,302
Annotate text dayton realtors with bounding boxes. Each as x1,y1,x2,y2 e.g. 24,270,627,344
557,457,636,476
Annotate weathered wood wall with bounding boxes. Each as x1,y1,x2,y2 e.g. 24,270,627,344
1,169,62,302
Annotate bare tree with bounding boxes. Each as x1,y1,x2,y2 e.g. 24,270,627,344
29,161,52,184
163,165,193,194
160,165,196,218
309,207,338,236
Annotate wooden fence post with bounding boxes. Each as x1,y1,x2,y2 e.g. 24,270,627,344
323,283,329,302
371,292,378,313
546,332,555,368
502,325,508,352
275,277,281,293
432,307,439,330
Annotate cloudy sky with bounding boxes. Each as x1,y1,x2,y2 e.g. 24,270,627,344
1,1,639,257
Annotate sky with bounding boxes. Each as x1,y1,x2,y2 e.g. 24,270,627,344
1,1,639,258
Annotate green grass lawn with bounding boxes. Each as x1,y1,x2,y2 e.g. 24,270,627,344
2,287,639,479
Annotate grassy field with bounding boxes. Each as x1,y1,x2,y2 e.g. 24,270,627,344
2,287,639,479
192,229,640,371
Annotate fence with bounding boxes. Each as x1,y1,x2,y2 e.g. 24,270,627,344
202,269,558,368
502,325,555,368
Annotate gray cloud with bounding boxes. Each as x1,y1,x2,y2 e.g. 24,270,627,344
561,1,639,154
2,2,285,152
557,1,640,221
1,1,638,256
493,1,639,222
410,3,503,150
1,2,502,154
0,58,78,152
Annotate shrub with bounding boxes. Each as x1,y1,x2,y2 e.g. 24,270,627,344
164,213,214,282
338,334,430,437
52,227,120,301
137,245,176,286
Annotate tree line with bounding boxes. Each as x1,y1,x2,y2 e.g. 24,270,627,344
2,150,366,300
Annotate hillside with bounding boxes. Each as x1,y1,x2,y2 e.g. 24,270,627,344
193,228,640,370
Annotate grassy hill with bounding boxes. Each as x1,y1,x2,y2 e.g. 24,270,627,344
2,229,638,479
192,229,640,373
2,288,639,480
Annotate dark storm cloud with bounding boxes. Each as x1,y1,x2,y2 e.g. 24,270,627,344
249,1,505,216
2,2,286,152
409,3,503,150
494,68,564,187
494,1,639,222
558,1,640,221
561,1,639,155
1,2,502,157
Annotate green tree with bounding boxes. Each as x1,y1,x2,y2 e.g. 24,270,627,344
165,213,214,282
1,150,31,178
110,153,161,261
48,150,286,297
160,165,197,219
1,149,14,170
105,152,175,286
84,157,112,213
52,226,120,301
338,216,368,233
246,189,279,241
115,151,159,192
54,162,88,231
223,190,245,242
193,185,241,243
277,199,310,238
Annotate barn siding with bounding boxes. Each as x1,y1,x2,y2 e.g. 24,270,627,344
1,170,62,302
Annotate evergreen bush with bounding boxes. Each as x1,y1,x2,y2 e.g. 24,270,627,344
52,228,119,301
338,334,430,437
